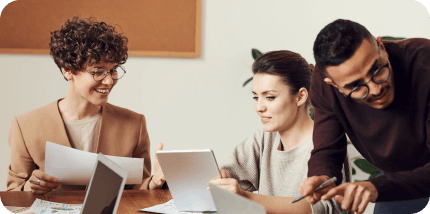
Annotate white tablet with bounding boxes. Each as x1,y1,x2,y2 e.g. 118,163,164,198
156,149,221,212
81,153,127,214
209,183,267,214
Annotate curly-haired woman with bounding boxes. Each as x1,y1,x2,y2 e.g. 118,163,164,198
7,17,165,194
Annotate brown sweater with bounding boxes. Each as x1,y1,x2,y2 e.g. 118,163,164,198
308,38,430,202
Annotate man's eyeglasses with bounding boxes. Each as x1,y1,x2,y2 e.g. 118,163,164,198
345,62,391,100
84,66,126,81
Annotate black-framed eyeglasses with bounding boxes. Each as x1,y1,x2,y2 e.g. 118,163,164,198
84,65,126,81
345,62,391,100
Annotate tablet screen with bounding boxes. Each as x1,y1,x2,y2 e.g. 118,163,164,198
82,160,123,214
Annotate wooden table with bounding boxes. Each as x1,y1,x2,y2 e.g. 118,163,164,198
0,190,172,213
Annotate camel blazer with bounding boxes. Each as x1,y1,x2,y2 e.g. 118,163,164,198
7,100,152,191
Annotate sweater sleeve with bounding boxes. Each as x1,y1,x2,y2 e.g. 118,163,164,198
131,114,152,190
368,94,430,201
220,131,262,192
307,67,348,185
7,117,37,191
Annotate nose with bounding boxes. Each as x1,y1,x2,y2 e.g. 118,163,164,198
255,99,267,113
367,80,383,97
101,72,114,86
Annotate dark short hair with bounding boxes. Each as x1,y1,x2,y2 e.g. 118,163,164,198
252,50,313,107
50,17,128,79
313,19,374,74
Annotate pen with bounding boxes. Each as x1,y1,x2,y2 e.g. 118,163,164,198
291,177,337,204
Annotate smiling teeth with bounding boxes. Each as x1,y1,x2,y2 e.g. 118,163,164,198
95,89,109,93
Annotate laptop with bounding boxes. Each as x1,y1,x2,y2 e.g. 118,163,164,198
156,149,221,212
81,153,128,214
209,183,267,214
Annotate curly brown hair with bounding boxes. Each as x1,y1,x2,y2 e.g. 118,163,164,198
50,17,128,79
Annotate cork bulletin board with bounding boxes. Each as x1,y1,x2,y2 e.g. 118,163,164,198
0,0,201,58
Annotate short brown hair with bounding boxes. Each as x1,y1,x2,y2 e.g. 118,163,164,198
50,17,128,78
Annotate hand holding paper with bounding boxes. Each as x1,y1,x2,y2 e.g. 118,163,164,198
24,169,60,194
45,141,144,185
149,143,166,189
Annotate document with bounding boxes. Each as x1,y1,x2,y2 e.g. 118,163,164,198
140,199,215,213
15,199,82,214
45,141,144,185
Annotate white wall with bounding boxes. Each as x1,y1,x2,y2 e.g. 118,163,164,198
1,0,429,213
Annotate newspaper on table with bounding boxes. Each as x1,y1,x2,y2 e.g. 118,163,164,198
139,199,216,214
16,198,82,214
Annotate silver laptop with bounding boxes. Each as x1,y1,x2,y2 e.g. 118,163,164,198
81,153,127,214
209,183,266,214
156,149,221,212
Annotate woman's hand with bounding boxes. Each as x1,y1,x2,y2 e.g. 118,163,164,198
209,169,245,197
23,170,60,194
149,143,166,189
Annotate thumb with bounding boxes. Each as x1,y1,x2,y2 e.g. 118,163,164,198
220,169,229,178
155,143,164,152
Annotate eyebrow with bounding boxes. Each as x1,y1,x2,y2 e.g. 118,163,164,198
252,90,278,95
343,59,379,89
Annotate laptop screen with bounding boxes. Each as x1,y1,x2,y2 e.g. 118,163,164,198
81,160,123,214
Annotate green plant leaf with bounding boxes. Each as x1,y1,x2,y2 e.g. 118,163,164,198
252,49,263,60
243,77,253,87
353,159,381,179
381,36,406,41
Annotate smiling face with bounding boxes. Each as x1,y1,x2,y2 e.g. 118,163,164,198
63,61,118,107
324,37,395,109
253,73,301,133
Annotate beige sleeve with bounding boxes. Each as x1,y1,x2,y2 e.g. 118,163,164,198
7,117,37,191
131,114,152,190
220,133,261,192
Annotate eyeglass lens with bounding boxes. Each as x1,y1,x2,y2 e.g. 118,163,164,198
350,64,390,99
93,66,125,81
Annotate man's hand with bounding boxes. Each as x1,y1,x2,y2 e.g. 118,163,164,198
23,170,60,194
149,143,166,190
322,181,378,214
208,169,245,197
298,175,335,204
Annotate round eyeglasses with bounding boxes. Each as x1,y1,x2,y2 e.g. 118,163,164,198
345,62,391,100
84,65,126,81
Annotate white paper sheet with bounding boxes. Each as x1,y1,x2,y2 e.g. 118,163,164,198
139,199,215,214
45,141,144,185
17,199,82,214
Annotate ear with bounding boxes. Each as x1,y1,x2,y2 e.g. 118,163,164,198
376,37,389,57
296,87,308,107
324,77,338,89
61,67,73,81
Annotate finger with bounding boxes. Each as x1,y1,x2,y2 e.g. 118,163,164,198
209,178,236,185
29,183,52,192
357,191,371,214
220,169,229,178
155,143,164,152
351,186,364,212
33,170,58,183
313,191,322,201
305,195,316,205
29,175,60,189
321,184,346,201
302,176,330,196
156,178,165,186
334,195,344,203
341,185,357,211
